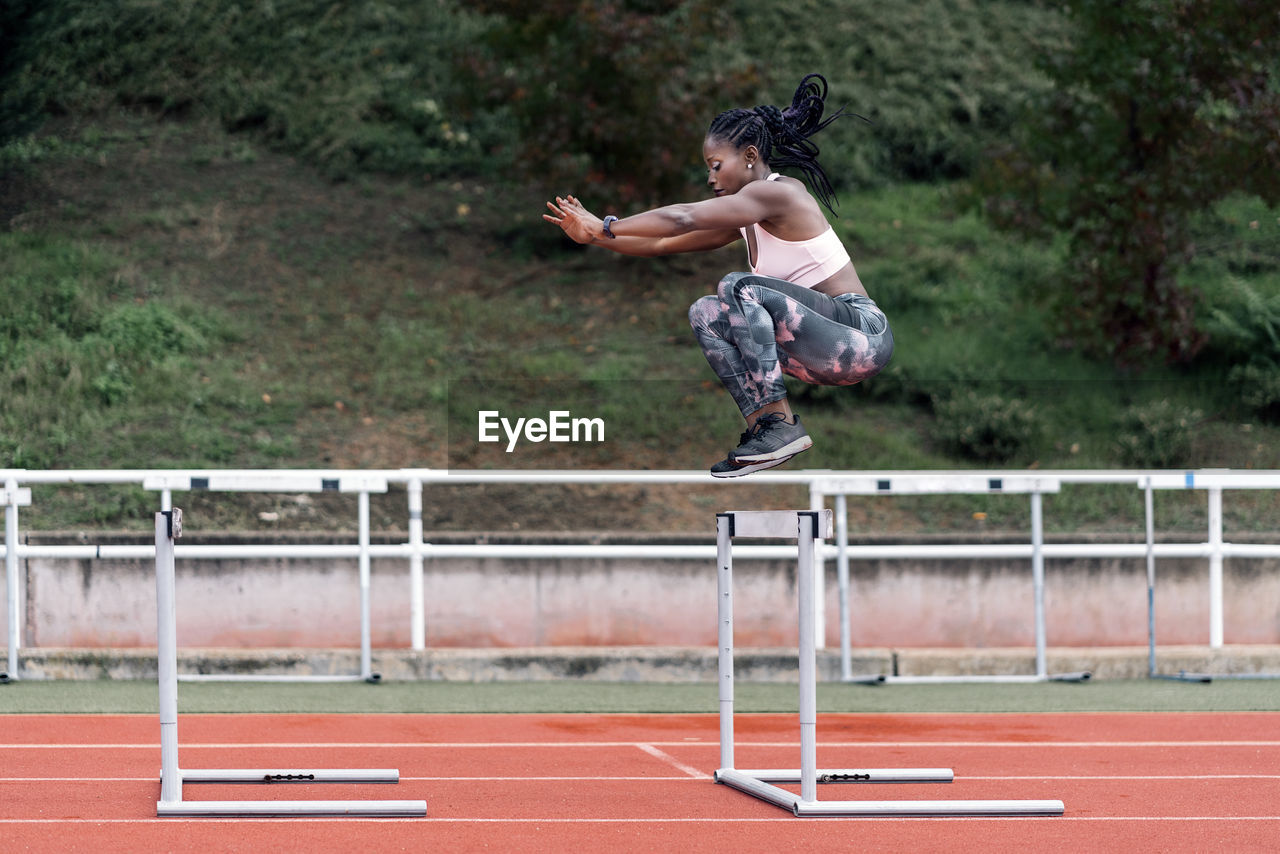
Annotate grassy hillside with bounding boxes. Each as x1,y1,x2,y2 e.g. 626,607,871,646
2,1,1278,534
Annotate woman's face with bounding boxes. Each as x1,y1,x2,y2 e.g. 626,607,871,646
703,136,758,198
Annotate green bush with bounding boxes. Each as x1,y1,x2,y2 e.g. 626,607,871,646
1201,277,1280,366
97,302,206,363
1115,400,1201,468
930,390,1041,463
1229,362,1280,422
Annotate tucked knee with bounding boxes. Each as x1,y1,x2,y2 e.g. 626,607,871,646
717,271,752,302
688,295,722,332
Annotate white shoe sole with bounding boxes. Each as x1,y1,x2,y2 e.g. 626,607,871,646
730,434,813,463
710,449,805,478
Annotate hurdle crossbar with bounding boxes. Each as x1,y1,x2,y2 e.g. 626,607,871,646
144,475,388,683
713,509,1064,818
154,509,425,818
817,475,1089,684
1143,472,1280,682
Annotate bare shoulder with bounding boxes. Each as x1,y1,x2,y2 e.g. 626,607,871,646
750,174,828,233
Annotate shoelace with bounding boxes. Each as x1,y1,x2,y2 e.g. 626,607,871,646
737,413,788,447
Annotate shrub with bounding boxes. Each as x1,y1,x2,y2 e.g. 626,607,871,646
1115,400,1201,468
930,390,1041,463
1229,362,1280,422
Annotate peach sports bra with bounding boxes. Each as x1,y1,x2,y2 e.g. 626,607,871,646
739,173,851,289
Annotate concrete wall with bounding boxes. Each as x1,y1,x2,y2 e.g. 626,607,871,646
7,533,1280,649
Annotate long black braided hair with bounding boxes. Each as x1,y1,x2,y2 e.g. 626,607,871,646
707,73,857,215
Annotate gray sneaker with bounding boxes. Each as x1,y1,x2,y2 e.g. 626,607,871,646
710,451,802,478
729,413,812,463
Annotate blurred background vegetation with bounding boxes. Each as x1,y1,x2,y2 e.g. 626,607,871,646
1,0,1278,532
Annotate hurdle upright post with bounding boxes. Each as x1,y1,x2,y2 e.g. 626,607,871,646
156,510,182,805
796,510,819,804
715,513,734,772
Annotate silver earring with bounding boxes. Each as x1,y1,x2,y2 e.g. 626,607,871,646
748,163,753,169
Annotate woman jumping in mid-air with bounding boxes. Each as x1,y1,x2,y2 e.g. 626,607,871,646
543,73,893,477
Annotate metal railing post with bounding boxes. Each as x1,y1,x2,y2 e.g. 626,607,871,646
5,477,20,681
808,483,826,649
358,490,373,680
1208,487,1224,648
407,477,425,651
1030,490,1047,679
835,493,851,681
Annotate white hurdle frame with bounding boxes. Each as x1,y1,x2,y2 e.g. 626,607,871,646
713,509,1064,818
2,478,32,683
155,509,426,817
1143,471,1280,682
819,475,1090,684
144,473,388,683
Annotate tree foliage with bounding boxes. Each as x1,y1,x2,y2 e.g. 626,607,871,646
973,0,1280,365
456,0,760,207
0,0,49,146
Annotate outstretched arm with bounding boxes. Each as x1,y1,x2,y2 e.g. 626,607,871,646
544,195,740,257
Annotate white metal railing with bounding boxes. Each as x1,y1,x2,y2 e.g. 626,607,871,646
3,467,1280,683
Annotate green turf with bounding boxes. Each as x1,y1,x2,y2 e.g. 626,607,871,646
2,679,1279,715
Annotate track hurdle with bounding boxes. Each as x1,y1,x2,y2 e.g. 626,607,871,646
816,474,1090,684
1143,471,1280,682
155,509,426,817
712,510,1064,818
144,472,388,683
2,477,32,683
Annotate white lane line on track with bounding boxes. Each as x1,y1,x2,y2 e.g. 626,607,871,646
9,740,1280,749
635,743,705,779
3,817,1280,824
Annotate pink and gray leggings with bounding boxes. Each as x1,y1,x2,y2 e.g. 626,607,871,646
688,272,894,418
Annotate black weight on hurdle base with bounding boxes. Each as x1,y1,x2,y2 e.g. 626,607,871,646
154,509,425,818
713,510,1064,818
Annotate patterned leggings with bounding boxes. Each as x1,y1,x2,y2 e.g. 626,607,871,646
688,272,894,417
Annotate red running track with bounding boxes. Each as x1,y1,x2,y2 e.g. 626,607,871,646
2,712,1280,852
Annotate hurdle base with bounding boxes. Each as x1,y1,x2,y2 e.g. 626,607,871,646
165,768,402,784
880,671,1092,685
157,767,423,817
178,674,374,683
715,769,1063,818
738,768,954,784
157,799,426,817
